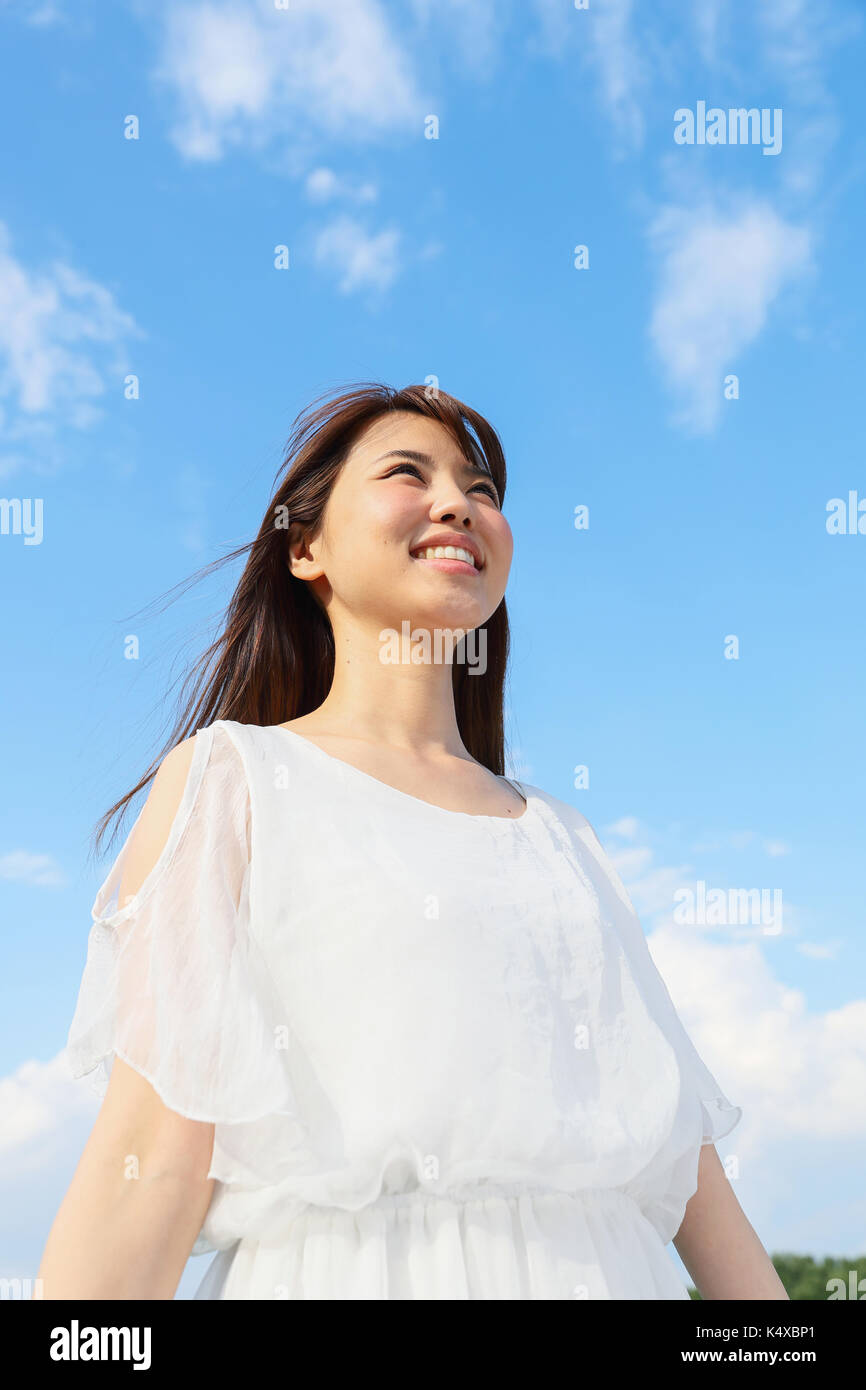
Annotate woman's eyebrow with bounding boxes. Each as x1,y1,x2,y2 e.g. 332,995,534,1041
375,448,492,481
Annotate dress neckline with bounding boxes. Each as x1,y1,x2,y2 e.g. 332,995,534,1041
270,724,535,826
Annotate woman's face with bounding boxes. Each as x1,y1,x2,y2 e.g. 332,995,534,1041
292,410,513,635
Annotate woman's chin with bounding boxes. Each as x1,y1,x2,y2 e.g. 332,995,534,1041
386,603,485,634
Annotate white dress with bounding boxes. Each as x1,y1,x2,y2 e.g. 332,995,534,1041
65,719,742,1300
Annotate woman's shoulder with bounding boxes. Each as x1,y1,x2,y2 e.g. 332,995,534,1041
188,718,273,756
520,778,593,833
145,720,255,828
520,782,623,871
196,718,296,772
99,723,249,924
198,717,278,745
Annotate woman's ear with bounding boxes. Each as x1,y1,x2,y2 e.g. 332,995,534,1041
286,522,321,581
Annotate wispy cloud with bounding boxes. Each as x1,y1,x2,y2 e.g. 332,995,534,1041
581,0,850,184
304,168,378,204
0,0,66,25
647,200,811,433
571,0,851,432
716,831,758,851
763,840,791,857
756,0,853,195
607,844,653,881
589,0,644,150
312,214,402,294
0,850,65,887
691,0,727,66
0,222,141,476
605,815,641,840
409,0,500,76
152,0,422,166
693,830,791,856
796,941,840,961
603,820,798,935
611,856,697,918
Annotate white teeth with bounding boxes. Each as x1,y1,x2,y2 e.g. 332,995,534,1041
414,545,478,568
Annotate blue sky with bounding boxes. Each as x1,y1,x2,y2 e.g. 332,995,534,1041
1,0,864,1298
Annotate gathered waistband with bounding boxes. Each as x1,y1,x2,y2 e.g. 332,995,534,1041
202,1180,648,1252
369,1181,639,1210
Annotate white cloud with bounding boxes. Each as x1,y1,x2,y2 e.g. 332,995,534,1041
528,0,850,442
604,825,803,938
0,0,66,24
796,941,840,961
617,861,697,918
588,0,644,149
694,831,750,851
304,167,378,204
580,0,848,183
693,832,752,853
691,0,727,65
692,831,790,857
764,839,791,857
759,0,824,91
729,830,757,851
0,222,141,475
409,0,500,76
313,215,402,294
756,0,851,196
0,1052,212,1296
153,0,421,164
409,0,583,72
607,844,653,882
648,922,866,1141
599,831,862,1152
172,461,211,556
306,168,339,201
757,0,851,102
28,3,61,22
527,0,573,57
0,1053,96,1173
571,1,845,427
605,815,640,839
647,200,811,433
0,851,65,887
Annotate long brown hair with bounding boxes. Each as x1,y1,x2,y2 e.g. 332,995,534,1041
93,381,512,857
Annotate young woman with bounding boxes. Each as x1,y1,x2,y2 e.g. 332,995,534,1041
38,382,787,1301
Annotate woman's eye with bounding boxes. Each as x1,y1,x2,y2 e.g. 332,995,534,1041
386,463,499,506
387,463,424,480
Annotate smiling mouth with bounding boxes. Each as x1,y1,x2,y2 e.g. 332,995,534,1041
410,545,482,573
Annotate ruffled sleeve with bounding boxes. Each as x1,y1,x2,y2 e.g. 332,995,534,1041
567,808,743,1148
65,721,297,1129
561,806,743,1245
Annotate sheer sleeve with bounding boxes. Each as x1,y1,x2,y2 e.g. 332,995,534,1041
567,808,743,1148
65,721,295,1126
